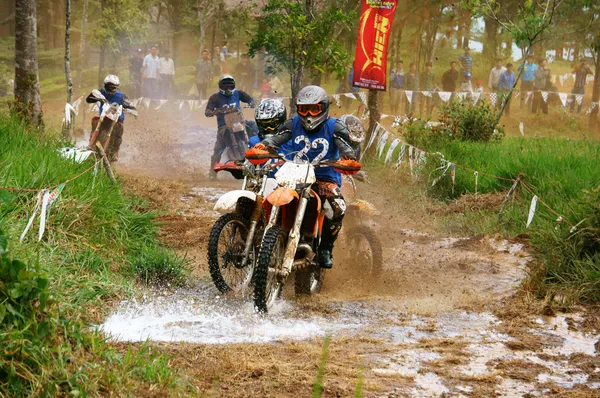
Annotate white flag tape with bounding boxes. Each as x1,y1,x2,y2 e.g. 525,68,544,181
385,138,401,163
526,195,538,228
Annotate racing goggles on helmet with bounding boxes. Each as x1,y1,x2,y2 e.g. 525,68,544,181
297,103,323,117
257,118,281,132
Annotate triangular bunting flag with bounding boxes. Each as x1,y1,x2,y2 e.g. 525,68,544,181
395,144,406,171
558,93,568,107
456,92,467,102
422,91,432,97
358,91,367,104
332,94,341,108
438,92,451,103
187,100,194,111
364,124,381,152
519,122,524,136
380,114,390,119
376,131,390,158
179,100,185,110
526,195,538,228
575,94,583,105
143,98,151,108
541,91,548,103
155,99,169,109
343,93,357,100
489,93,497,107
525,91,533,104
384,138,401,163
405,90,413,104
558,75,565,86
471,92,481,105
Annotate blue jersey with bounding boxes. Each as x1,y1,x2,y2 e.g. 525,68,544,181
99,89,126,123
288,116,341,186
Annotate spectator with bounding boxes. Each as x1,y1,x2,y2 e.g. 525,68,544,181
260,77,272,98
441,61,459,92
519,54,537,110
389,60,404,115
458,48,472,81
532,58,550,115
195,49,213,100
498,63,516,116
235,54,256,93
460,72,473,92
221,45,229,60
420,61,435,117
488,58,506,109
159,49,175,99
268,74,284,97
474,80,484,94
570,60,594,114
128,48,143,99
141,46,161,99
405,63,419,117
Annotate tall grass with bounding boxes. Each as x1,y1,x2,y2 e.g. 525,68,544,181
0,112,190,395
371,124,600,303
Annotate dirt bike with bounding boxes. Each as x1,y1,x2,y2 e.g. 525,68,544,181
213,104,256,162
207,157,278,294
246,149,361,314
339,174,383,279
87,89,138,159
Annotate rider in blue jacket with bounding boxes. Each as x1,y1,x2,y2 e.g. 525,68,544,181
205,75,255,179
258,85,356,269
85,75,136,162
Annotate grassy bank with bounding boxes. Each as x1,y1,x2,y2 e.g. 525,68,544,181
370,119,600,304
0,113,190,395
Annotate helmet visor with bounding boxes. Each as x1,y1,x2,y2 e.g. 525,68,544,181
297,103,323,117
257,118,281,132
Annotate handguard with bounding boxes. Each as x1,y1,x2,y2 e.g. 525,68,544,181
330,159,362,175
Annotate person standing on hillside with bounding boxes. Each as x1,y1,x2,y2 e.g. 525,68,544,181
570,60,594,114
532,58,550,115
420,61,435,117
389,60,404,115
498,63,516,116
128,49,143,99
141,46,161,99
488,58,506,109
442,61,459,93
159,49,175,99
519,54,537,110
235,54,256,93
404,63,419,118
458,48,472,82
195,49,213,100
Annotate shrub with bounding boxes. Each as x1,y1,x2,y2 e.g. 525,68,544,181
437,100,504,142
127,244,189,287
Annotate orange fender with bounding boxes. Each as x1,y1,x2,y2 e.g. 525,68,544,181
266,187,299,207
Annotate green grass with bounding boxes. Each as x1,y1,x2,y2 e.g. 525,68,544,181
370,130,600,303
0,112,191,395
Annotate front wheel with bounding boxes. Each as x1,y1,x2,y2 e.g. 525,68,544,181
207,213,255,293
253,226,287,314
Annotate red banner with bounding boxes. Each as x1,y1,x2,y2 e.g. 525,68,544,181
352,0,397,91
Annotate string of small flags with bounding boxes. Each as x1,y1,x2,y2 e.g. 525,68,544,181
369,121,579,231
1,156,105,242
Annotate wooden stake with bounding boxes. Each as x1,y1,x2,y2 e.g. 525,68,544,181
95,142,117,183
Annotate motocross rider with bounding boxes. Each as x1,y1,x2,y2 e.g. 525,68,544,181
255,85,356,269
205,74,256,179
86,75,136,162
249,98,288,147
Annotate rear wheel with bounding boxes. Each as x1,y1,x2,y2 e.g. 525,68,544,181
254,226,286,314
347,225,383,279
207,213,255,293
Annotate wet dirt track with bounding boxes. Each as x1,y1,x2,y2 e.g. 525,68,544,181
97,106,599,397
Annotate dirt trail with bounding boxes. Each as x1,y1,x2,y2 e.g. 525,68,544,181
99,108,599,397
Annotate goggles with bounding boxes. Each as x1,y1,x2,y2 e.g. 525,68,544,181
297,103,323,117
257,118,281,132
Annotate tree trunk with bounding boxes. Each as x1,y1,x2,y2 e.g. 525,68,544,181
14,0,43,128
64,0,72,104
98,46,105,87
589,50,600,132
210,21,217,56
365,90,380,156
483,16,498,63
75,0,88,90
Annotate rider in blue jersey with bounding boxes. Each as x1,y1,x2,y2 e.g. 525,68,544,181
258,85,356,269
205,75,255,179
86,75,136,162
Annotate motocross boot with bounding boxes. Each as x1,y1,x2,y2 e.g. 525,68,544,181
318,219,342,269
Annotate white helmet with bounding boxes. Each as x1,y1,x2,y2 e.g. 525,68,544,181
339,114,365,143
103,75,120,94
296,85,329,131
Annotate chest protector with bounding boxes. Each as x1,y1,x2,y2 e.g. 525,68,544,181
99,89,126,123
289,116,341,186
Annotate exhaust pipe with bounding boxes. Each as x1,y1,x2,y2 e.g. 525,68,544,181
293,243,315,268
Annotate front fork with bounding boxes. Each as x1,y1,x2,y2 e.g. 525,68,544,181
240,175,267,268
280,188,310,279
